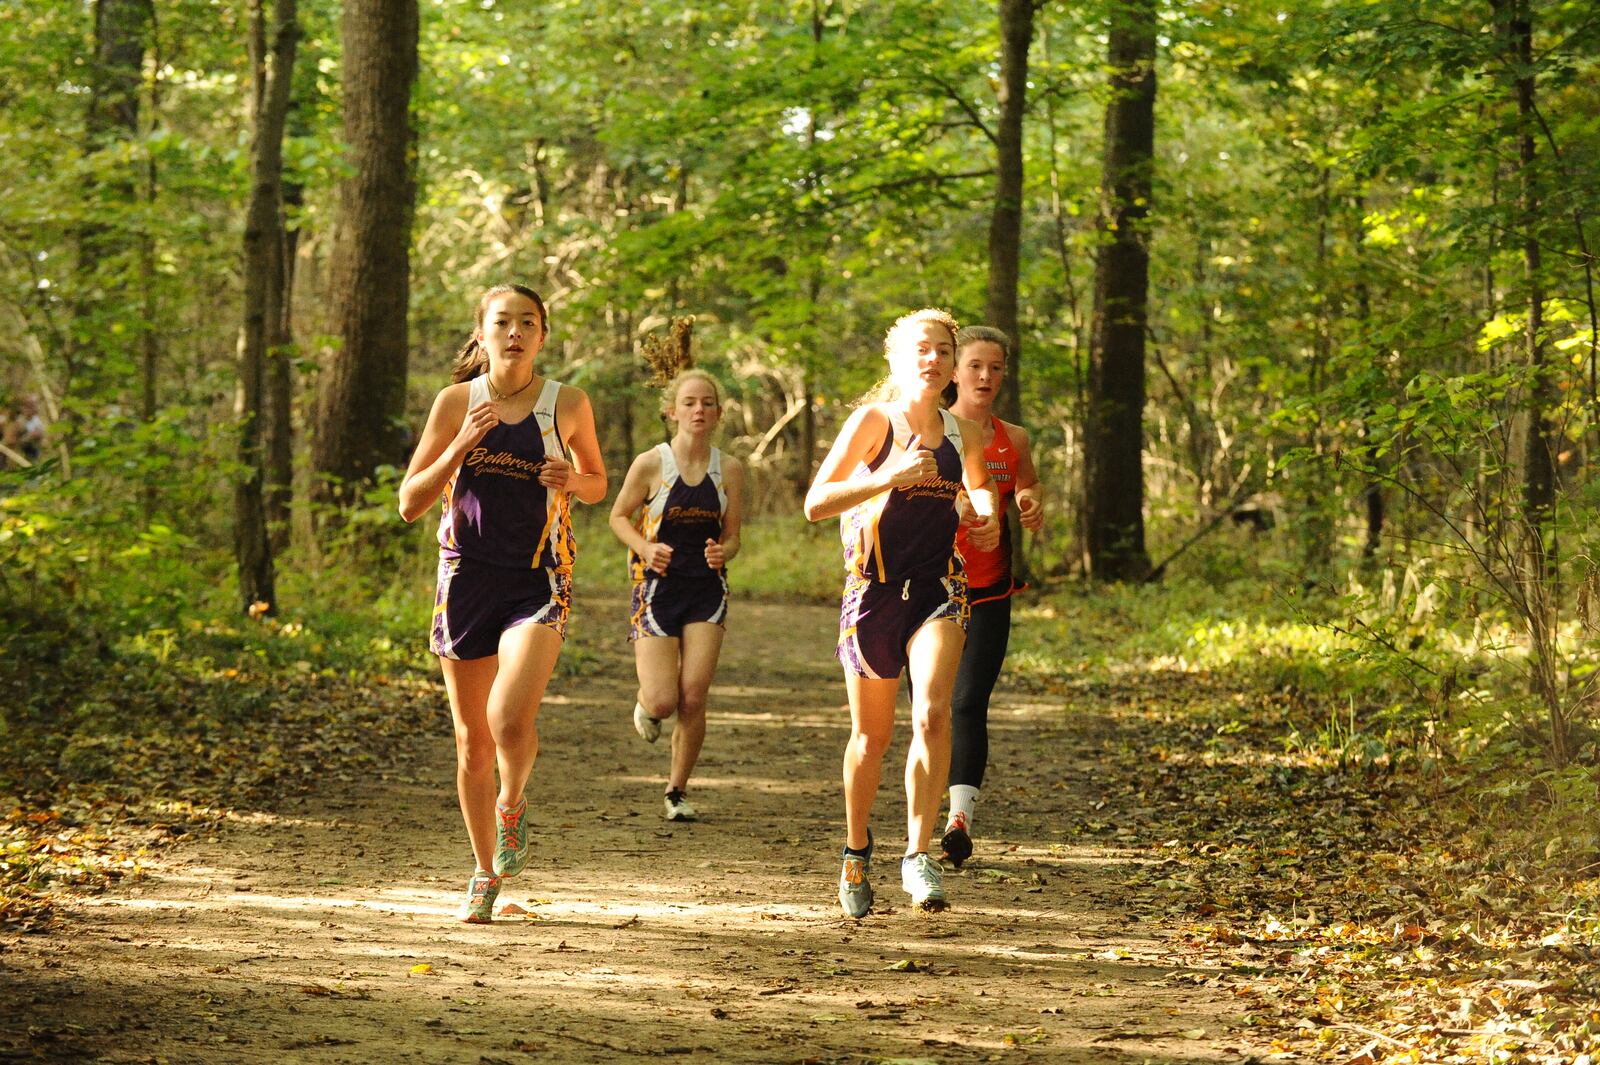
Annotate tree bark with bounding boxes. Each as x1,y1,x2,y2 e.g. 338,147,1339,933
76,0,153,399
265,97,306,555
1084,0,1157,582
311,0,419,504
794,0,830,497
1495,0,1566,763
236,0,298,615
1501,0,1554,532
988,0,1032,426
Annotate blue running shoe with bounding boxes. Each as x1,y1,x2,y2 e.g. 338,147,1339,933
838,832,874,919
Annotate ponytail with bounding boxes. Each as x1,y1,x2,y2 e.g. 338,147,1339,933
450,338,487,383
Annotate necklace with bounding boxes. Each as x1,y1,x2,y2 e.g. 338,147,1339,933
486,373,535,402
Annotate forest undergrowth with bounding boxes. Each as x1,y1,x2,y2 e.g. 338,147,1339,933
1005,575,1600,1064
2,514,1598,1063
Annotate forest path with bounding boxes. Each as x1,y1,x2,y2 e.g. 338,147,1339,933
2,599,1269,1064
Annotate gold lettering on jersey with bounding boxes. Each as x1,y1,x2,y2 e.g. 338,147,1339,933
465,448,547,479
665,505,721,523
899,474,963,501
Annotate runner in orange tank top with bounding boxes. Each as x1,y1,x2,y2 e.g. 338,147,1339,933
940,326,1044,869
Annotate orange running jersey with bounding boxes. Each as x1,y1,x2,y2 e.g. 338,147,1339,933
954,417,1018,589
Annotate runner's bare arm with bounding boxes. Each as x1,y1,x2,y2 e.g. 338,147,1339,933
608,449,669,570
546,384,608,504
957,415,1000,552
805,406,935,521
707,456,745,568
399,383,485,523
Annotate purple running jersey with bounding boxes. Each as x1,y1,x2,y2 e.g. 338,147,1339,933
627,443,728,582
438,377,575,572
840,407,965,584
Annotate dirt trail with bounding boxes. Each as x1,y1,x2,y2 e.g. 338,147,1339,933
1,599,1269,1064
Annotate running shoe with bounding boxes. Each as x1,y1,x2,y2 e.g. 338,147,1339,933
940,812,973,869
458,870,501,924
492,797,532,877
663,788,697,822
633,702,661,743
838,833,874,919
901,852,947,912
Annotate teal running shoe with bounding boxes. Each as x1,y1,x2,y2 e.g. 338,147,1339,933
459,870,501,924
492,797,532,877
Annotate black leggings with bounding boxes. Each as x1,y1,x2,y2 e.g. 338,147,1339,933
949,586,1013,788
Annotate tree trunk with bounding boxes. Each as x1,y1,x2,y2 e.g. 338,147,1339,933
1501,0,1554,531
1300,167,1337,576
793,0,829,498
235,0,298,615
76,0,153,400
265,98,306,555
1496,0,1566,762
1084,0,1157,582
138,16,162,519
83,0,152,265
311,0,419,505
988,0,1032,427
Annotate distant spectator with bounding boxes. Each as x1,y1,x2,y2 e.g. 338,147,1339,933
18,397,45,462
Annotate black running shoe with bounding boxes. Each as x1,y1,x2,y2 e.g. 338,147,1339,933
940,814,973,869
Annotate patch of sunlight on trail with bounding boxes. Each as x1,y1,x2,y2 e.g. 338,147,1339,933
608,772,820,793
80,891,820,924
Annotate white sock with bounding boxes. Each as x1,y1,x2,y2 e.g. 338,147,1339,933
947,785,979,829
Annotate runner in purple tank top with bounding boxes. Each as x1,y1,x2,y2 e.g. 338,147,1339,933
399,285,608,923
804,308,999,917
610,370,745,822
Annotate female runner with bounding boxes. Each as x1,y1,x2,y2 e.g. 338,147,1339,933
609,369,745,821
399,284,607,922
804,308,998,917
938,327,1043,869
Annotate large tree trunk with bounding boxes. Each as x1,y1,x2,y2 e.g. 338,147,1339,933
793,0,829,498
1084,0,1157,582
311,0,419,504
235,0,298,615
987,0,1034,583
83,0,152,266
988,0,1032,426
